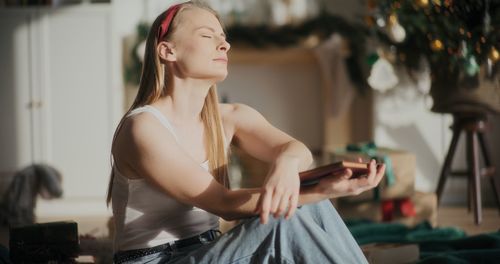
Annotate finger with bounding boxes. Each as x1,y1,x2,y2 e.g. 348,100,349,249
355,167,374,186
357,157,363,163
361,163,385,191
370,159,376,172
373,164,386,185
254,190,263,214
368,159,377,183
260,188,273,224
285,194,299,219
270,188,284,214
377,163,386,174
344,168,353,179
260,212,268,225
370,161,383,180
275,193,289,218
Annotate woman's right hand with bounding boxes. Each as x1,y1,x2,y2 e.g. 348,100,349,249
316,159,385,198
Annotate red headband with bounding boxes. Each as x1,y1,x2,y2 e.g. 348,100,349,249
158,3,183,41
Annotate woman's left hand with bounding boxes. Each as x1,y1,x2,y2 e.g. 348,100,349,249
317,159,385,199
257,156,301,224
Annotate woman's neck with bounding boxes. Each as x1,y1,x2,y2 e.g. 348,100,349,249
155,78,213,125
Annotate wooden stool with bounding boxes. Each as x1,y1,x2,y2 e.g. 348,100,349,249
436,112,500,225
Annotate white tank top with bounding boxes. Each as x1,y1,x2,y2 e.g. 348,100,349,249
112,105,223,251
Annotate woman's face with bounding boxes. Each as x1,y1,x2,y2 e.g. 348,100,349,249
168,7,230,82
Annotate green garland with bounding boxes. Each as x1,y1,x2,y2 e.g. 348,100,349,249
124,13,370,93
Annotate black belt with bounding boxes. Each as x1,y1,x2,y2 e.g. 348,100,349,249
114,229,221,264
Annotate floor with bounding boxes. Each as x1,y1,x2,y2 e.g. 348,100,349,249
437,206,499,235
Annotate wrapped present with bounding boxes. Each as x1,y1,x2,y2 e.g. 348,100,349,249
361,243,419,264
330,143,416,201
336,191,438,227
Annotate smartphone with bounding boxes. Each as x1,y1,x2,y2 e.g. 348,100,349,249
299,161,376,186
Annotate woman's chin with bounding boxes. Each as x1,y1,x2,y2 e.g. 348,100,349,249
216,74,228,82
211,71,228,82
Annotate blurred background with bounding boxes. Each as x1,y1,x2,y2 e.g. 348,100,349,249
1,0,499,261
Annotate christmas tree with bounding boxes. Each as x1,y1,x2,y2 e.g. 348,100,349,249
367,0,500,113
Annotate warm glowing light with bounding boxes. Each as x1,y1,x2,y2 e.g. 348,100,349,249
389,14,398,25
431,39,444,51
489,47,500,62
418,0,429,7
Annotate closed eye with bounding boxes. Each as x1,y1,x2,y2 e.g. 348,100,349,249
202,35,212,38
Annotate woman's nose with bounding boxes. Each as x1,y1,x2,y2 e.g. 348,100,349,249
218,39,230,52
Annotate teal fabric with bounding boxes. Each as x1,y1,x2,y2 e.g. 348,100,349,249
345,219,500,263
381,155,395,186
346,220,466,245
419,232,500,263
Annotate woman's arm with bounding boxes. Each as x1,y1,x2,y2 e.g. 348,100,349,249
223,159,384,221
229,103,313,170
113,112,331,222
217,183,327,221
227,103,315,223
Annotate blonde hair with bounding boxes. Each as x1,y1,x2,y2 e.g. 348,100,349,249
106,1,229,205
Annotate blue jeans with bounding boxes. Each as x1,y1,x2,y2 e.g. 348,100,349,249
115,200,367,264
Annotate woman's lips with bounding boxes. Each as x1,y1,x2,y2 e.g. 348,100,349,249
213,58,228,63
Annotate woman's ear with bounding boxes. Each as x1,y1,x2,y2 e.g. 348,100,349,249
158,42,176,62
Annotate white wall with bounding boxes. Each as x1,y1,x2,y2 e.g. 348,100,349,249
373,70,500,206
373,72,452,193
219,63,323,151
0,5,121,218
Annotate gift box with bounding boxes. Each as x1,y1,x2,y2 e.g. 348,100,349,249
330,144,416,202
336,192,438,227
361,243,419,264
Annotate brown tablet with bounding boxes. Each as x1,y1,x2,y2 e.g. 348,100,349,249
299,161,373,186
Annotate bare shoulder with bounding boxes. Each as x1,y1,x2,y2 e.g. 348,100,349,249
113,112,167,152
112,112,177,174
219,103,264,125
219,102,238,118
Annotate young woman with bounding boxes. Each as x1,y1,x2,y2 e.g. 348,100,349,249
108,1,385,263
